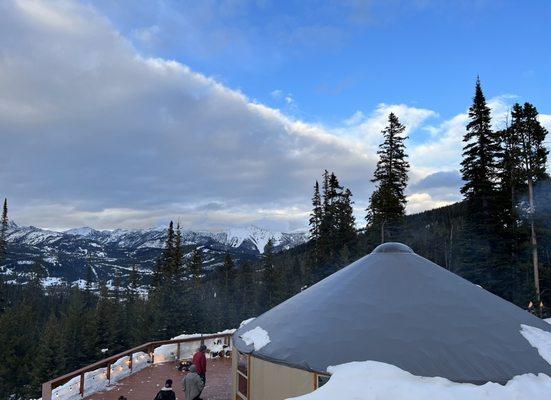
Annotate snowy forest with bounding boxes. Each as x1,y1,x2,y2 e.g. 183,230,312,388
0,79,550,399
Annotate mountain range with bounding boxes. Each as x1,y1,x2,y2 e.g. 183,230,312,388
0,223,308,287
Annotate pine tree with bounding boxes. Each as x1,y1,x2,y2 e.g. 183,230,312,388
260,239,282,309
309,181,323,241
95,282,111,354
173,222,184,279
236,260,257,319
0,198,7,265
367,113,410,242
460,78,499,224
216,253,237,326
189,246,204,285
0,199,7,312
31,314,66,393
336,188,356,248
511,102,549,302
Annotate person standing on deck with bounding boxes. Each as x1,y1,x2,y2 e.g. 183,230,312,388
154,379,176,400
192,345,207,385
182,364,204,400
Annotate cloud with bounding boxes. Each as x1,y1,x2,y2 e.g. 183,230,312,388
0,0,379,230
1,1,547,231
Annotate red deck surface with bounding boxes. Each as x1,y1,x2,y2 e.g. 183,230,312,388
86,358,232,400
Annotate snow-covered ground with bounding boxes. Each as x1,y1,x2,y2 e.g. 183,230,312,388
289,321,551,400
289,361,551,400
46,330,235,400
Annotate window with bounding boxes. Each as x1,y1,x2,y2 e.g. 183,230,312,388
236,352,248,399
316,374,330,389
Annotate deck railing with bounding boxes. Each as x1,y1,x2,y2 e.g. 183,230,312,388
41,332,233,400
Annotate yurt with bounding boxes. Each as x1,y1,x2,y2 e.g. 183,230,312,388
231,242,551,400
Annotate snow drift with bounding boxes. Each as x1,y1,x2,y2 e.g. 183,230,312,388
289,322,551,400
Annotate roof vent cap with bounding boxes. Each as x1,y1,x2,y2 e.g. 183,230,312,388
372,242,414,254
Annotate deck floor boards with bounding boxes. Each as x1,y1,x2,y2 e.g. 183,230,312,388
85,358,232,400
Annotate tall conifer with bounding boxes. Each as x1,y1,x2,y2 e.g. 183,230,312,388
367,113,409,242
460,78,499,223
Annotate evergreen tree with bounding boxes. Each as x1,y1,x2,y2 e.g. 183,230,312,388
0,199,8,312
309,181,323,241
511,102,549,302
189,246,204,285
460,78,499,225
94,282,111,354
31,314,66,393
260,239,282,309
216,253,237,326
367,113,410,242
236,260,257,319
336,188,356,248
0,198,7,265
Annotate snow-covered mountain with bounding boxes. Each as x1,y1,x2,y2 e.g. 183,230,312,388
0,223,308,286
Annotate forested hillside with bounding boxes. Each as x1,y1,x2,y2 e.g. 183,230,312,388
0,79,550,399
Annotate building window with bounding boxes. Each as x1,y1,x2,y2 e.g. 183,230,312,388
316,374,330,388
236,352,248,399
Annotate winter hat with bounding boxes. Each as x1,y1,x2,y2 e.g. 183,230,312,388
189,364,197,373
165,379,173,387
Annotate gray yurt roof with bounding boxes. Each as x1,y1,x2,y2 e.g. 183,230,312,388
233,242,551,384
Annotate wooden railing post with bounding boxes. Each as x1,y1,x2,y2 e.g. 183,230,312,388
79,372,85,398
106,363,111,385
129,353,133,372
42,381,52,400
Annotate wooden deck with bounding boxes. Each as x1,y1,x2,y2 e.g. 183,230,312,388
86,358,232,400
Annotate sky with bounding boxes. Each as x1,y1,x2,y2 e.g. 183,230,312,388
0,0,550,232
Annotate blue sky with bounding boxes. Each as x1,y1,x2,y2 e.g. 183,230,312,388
90,0,550,127
0,0,550,231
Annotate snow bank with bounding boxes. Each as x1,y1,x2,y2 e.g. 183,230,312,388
240,326,270,351
521,324,551,365
153,329,235,363
288,361,551,400
50,352,149,400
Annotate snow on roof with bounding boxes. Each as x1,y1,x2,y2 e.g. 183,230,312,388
288,360,551,400
240,326,270,351
521,324,551,365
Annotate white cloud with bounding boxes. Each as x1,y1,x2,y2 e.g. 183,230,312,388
1,1,547,230
0,0,376,230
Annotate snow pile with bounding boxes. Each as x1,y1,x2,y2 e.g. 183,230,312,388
240,326,270,351
288,361,551,400
290,322,551,400
521,324,551,364
50,352,149,400
153,329,235,363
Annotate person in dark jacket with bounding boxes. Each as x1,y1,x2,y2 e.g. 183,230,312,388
154,379,176,400
192,345,207,385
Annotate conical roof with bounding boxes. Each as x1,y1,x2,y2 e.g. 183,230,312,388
234,242,551,384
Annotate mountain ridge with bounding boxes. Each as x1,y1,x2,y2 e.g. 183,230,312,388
0,223,309,286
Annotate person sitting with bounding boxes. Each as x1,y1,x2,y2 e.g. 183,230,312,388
154,379,176,400
182,364,204,400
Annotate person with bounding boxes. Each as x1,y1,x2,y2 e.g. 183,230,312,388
118,397,128,400
182,364,204,400
192,344,207,385
154,379,176,400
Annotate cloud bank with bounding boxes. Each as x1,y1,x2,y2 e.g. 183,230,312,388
0,1,549,231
